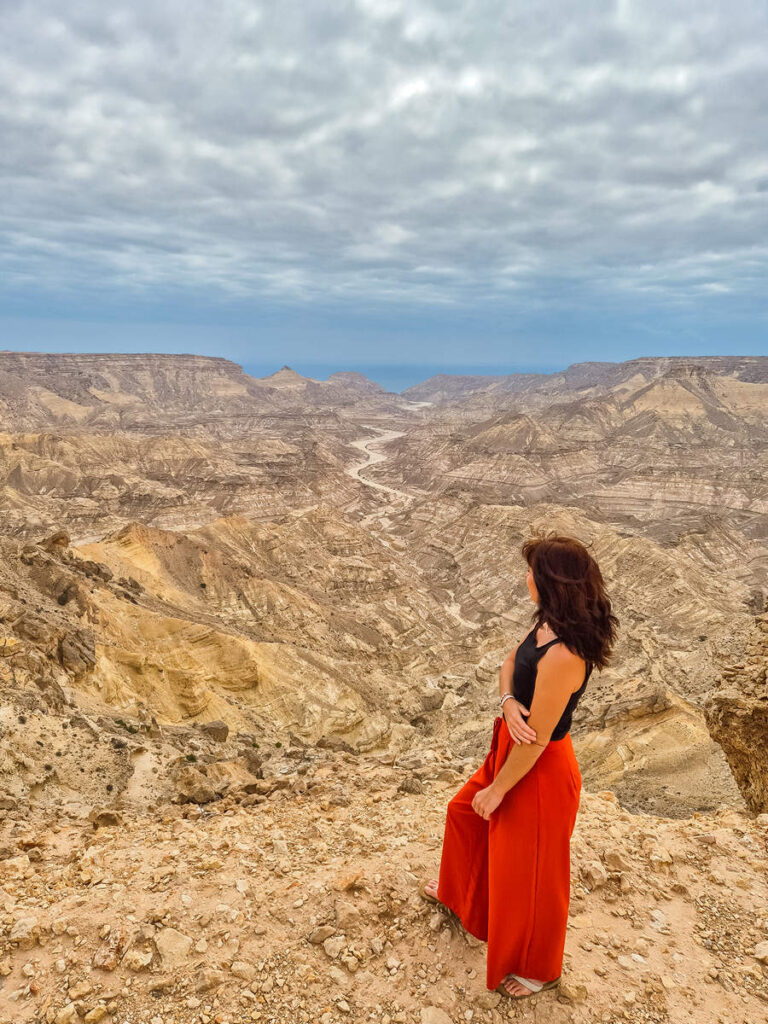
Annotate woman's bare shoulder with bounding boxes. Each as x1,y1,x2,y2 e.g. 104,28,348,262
542,642,588,691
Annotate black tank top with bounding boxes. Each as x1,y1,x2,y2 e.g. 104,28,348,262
511,627,591,741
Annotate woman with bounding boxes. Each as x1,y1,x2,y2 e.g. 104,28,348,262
423,531,618,999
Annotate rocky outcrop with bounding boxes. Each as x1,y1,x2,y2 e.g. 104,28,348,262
704,611,768,813
573,685,745,818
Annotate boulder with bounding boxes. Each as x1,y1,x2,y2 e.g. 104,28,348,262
172,766,217,805
200,720,229,742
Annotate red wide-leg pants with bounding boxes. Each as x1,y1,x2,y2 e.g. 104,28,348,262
436,714,581,991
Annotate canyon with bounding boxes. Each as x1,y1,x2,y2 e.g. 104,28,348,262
0,351,766,1024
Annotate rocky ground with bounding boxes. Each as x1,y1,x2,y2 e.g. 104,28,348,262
0,726,766,1024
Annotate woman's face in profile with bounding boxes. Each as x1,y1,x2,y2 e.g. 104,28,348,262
526,565,538,604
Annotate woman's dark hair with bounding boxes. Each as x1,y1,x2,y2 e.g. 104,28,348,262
521,530,618,672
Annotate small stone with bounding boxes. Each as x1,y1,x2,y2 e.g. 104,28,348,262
92,927,127,971
421,1008,454,1024
173,765,217,805
68,980,92,1000
603,849,632,872
230,960,257,981
335,900,362,934
328,965,350,989
83,1008,108,1023
154,926,192,968
559,977,588,1003
580,861,608,889
649,909,669,932
88,808,123,828
323,935,346,959
195,969,227,992
10,916,39,948
649,845,673,869
596,790,619,804
147,975,176,994
54,1005,79,1024
123,949,153,972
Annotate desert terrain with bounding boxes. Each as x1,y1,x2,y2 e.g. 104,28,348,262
0,351,766,1024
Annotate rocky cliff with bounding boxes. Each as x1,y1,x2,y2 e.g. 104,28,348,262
0,353,407,433
704,610,768,814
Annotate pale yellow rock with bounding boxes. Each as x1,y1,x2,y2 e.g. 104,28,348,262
83,1008,108,1023
154,927,192,968
54,1004,79,1024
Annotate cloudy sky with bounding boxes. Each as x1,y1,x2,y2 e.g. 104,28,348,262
2,0,767,385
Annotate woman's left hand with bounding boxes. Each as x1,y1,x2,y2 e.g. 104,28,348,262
471,785,503,820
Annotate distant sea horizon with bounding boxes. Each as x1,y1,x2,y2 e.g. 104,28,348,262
240,361,566,394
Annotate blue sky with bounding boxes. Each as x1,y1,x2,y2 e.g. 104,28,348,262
2,0,767,389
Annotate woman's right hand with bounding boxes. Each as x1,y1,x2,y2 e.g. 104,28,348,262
503,699,538,744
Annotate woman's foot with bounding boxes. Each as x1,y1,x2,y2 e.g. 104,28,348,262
499,973,542,997
423,877,441,903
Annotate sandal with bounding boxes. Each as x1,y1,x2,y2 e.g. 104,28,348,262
496,973,561,998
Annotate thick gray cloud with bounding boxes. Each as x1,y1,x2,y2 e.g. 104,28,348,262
2,0,768,309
